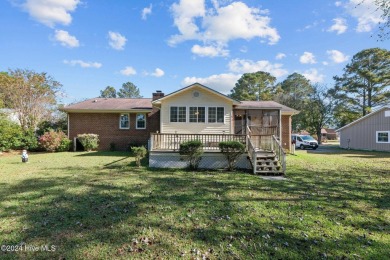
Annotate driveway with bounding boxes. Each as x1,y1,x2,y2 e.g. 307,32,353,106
295,142,341,154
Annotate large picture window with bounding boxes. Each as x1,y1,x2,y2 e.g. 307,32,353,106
189,107,205,123
136,113,146,129
120,114,129,129
208,107,224,123
170,106,186,122
376,131,390,143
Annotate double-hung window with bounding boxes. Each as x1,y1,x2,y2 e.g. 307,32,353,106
189,107,205,123
376,131,390,143
208,107,224,123
170,106,186,122
120,114,129,129
136,113,146,129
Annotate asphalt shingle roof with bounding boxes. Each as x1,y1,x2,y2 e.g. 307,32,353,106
62,98,153,111
235,101,299,114
61,97,298,114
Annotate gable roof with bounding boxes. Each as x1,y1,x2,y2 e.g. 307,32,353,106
336,105,390,132
61,98,153,113
324,128,337,134
235,101,299,115
61,84,299,115
152,83,241,105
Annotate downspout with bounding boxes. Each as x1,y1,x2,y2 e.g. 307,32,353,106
245,110,248,134
279,109,282,141
67,113,70,139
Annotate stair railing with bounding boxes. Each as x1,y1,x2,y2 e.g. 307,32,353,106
246,134,256,174
271,135,286,174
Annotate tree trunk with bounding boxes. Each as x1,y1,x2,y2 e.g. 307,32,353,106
362,88,367,116
317,129,322,145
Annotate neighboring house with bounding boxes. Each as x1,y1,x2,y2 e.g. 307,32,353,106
322,128,338,140
294,128,338,141
337,105,390,152
62,83,299,174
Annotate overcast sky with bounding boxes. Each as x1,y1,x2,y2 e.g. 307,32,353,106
0,0,389,103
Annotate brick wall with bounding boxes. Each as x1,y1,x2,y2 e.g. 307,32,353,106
281,114,292,151
69,110,160,151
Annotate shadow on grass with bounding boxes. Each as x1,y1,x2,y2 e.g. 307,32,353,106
307,145,390,158
0,154,389,259
75,151,131,157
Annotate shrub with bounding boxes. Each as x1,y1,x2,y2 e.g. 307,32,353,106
219,141,245,171
131,146,147,167
57,137,72,152
179,140,203,170
39,130,69,152
20,130,39,151
77,133,99,151
0,117,23,152
110,142,116,151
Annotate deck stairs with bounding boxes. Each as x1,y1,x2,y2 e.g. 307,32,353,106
247,135,286,175
253,150,283,175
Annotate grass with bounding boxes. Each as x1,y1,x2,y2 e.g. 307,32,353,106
0,147,389,259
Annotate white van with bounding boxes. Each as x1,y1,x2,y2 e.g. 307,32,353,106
292,134,319,150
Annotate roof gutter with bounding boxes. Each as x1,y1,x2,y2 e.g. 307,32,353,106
60,109,153,113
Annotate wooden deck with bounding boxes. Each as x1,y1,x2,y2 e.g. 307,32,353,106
149,133,286,175
150,133,246,151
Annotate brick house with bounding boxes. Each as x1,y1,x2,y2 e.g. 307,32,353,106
62,92,162,151
62,83,298,174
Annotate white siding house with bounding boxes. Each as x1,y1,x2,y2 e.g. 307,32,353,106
337,106,390,152
152,83,240,134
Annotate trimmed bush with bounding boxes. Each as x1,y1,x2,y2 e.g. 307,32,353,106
57,137,72,152
131,146,147,167
179,140,203,170
110,142,116,151
77,133,99,151
39,130,70,152
219,141,245,171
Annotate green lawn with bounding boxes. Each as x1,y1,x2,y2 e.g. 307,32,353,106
0,147,389,259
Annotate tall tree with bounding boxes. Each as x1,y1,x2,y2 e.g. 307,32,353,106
274,73,314,131
0,72,11,108
360,0,390,40
300,85,334,144
330,48,390,126
0,69,62,131
117,82,142,98
230,71,277,101
375,0,390,40
99,86,117,98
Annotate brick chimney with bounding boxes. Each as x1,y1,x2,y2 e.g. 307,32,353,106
152,90,164,100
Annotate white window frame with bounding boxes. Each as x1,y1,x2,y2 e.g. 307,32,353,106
170,106,187,123
119,113,130,129
208,106,225,123
376,131,390,143
189,106,206,123
136,113,146,129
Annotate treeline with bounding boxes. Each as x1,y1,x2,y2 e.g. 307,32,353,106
0,69,68,151
229,48,390,143
0,48,388,150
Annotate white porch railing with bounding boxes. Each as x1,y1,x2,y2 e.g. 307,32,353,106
150,133,246,151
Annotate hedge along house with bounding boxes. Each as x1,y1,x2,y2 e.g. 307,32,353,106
337,105,390,152
63,83,298,174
